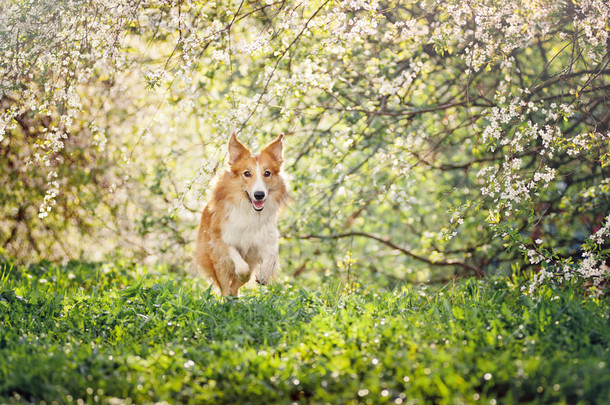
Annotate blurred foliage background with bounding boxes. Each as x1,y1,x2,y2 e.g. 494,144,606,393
0,0,608,288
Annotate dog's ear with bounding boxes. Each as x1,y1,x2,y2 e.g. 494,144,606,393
228,133,250,165
261,134,284,165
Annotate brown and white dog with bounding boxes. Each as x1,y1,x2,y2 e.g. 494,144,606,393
194,134,288,296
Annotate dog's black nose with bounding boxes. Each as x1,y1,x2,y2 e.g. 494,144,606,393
253,191,265,200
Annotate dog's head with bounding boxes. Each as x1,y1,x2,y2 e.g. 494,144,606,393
227,133,285,212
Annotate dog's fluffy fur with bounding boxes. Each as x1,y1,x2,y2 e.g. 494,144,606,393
194,134,288,296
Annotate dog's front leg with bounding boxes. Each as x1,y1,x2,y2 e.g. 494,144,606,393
257,246,279,286
228,246,251,283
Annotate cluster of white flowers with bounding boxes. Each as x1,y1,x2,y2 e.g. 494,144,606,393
39,171,59,219
521,244,546,266
575,251,608,288
330,3,380,42
526,268,555,295
567,132,609,156
438,0,560,71
523,214,610,294
1,0,140,218
373,60,424,98
288,59,335,93
573,0,610,62
339,0,379,12
237,28,273,56
590,215,610,245
476,91,587,219
144,69,167,89
533,167,556,185
394,19,430,41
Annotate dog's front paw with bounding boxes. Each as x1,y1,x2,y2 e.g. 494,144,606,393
235,263,251,281
257,255,277,286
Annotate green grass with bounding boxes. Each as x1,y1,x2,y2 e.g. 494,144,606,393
0,259,609,404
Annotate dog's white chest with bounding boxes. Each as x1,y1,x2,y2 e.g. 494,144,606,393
221,200,279,252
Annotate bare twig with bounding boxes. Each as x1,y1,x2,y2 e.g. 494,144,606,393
296,232,483,277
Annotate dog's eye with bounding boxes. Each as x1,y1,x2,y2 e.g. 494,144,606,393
244,171,251,177
264,170,271,177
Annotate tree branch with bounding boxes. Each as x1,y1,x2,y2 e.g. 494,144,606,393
295,232,484,277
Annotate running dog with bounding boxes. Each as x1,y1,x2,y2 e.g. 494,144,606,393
194,134,288,296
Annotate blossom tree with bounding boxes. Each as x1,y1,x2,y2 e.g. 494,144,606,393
1,0,608,291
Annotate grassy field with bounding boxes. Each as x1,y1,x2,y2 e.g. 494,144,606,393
0,259,608,404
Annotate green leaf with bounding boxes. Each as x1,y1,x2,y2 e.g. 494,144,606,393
452,306,465,320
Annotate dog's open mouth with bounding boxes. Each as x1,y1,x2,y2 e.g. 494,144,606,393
245,191,265,212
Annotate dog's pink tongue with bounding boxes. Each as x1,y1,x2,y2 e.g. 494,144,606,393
253,200,264,209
